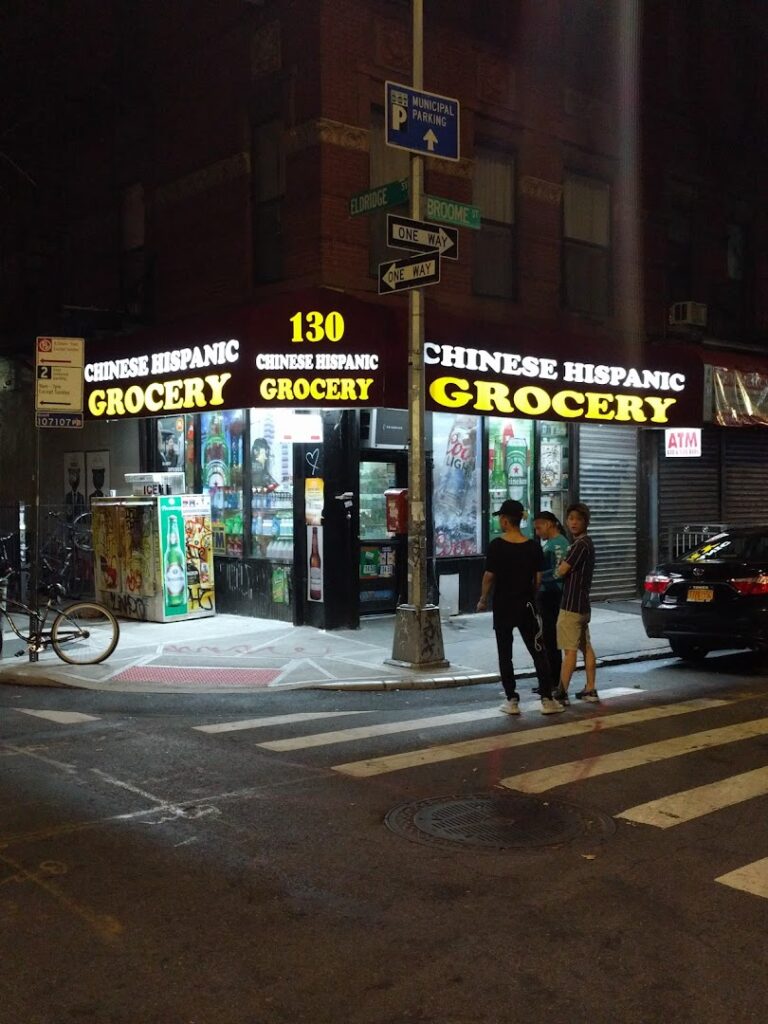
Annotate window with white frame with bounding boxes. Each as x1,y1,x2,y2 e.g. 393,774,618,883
252,119,284,284
472,148,515,299
563,174,611,317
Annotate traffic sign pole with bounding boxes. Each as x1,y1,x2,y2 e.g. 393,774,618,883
388,0,448,670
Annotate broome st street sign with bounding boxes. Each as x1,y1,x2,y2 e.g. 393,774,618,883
378,251,440,294
387,214,459,260
425,194,481,230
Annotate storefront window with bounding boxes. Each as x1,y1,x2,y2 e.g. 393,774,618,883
200,410,246,558
157,415,195,492
488,417,535,539
432,412,482,557
538,421,570,524
249,409,294,561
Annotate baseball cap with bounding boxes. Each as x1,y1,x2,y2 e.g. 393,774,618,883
533,510,558,523
492,499,524,519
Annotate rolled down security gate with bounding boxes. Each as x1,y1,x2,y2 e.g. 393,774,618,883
723,428,768,525
577,424,638,599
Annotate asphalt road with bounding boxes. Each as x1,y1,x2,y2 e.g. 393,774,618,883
2,652,768,1024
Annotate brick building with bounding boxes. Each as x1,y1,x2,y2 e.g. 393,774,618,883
0,0,766,625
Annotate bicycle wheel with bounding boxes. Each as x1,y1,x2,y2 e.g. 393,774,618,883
51,602,119,665
73,512,93,553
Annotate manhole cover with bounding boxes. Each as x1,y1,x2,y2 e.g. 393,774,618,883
384,793,616,850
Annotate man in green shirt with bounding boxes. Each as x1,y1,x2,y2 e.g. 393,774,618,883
533,511,569,688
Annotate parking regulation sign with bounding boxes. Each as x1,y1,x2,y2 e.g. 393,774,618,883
35,335,84,414
385,81,460,161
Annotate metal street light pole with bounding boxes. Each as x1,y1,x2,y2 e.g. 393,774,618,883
388,0,448,670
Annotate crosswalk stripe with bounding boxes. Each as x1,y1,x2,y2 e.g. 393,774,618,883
617,766,768,828
258,709,504,751
499,717,768,794
14,709,101,725
715,857,768,899
193,712,370,734
257,688,640,752
332,698,726,777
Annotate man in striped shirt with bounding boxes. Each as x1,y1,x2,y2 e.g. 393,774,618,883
553,502,599,704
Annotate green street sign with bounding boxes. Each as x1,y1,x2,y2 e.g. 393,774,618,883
349,178,409,216
425,194,481,230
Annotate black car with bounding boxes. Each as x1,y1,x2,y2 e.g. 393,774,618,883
641,528,768,661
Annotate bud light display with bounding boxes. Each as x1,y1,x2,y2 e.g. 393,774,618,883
432,412,482,557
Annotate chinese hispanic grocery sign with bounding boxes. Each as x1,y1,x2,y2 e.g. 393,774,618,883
81,288,702,428
83,290,403,421
423,341,703,427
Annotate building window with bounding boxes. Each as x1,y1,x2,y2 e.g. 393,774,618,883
563,174,611,317
369,111,409,275
667,210,692,303
252,120,284,284
121,183,150,319
472,148,515,299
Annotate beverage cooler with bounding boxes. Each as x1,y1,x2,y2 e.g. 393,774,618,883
91,493,216,623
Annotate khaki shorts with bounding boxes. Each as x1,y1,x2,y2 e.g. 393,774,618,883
557,609,592,652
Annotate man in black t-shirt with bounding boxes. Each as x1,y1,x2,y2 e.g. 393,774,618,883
477,500,565,717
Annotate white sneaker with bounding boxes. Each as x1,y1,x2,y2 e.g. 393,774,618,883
499,699,521,715
540,698,566,715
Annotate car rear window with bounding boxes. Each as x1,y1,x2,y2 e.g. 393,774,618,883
683,533,768,562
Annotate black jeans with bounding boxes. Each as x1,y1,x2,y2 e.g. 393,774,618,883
537,588,562,685
494,601,554,701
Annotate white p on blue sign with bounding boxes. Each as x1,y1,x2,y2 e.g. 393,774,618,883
385,82,460,162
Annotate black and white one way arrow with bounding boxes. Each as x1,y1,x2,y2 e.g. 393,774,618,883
378,250,441,294
387,214,459,260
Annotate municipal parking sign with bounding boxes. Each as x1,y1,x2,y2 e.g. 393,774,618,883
386,82,460,161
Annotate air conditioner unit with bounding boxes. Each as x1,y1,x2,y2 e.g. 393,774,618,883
669,301,707,328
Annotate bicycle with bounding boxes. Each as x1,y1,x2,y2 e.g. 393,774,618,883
40,510,93,598
0,556,119,665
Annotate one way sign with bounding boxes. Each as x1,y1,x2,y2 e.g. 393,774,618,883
387,214,459,260
378,251,440,294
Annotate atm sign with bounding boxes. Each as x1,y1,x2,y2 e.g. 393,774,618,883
665,428,702,458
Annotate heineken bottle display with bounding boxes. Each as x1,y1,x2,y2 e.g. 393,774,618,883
203,413,230,488
163,514,187,610
505,435,528,506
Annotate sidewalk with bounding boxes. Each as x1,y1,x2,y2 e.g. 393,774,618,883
0,600,671,693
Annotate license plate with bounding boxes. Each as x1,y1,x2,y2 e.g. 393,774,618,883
687,586,714,603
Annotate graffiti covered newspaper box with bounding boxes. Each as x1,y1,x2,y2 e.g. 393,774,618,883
91,495,215,622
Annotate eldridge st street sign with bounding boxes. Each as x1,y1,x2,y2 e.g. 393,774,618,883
387,214,459,260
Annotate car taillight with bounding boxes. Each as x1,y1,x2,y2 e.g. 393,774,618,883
644,573,671,594
729,575,768,596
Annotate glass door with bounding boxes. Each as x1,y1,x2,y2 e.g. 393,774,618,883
359,455,404,612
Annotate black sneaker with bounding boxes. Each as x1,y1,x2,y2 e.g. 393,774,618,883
553,686,570,706
575,688,600,703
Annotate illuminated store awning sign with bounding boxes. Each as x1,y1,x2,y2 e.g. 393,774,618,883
82,291,701,427
86,340,239,417
83,297,396,420
424,343,702,427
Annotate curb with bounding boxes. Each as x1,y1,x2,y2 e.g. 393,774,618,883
0,646,673,694
310,647,673,691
